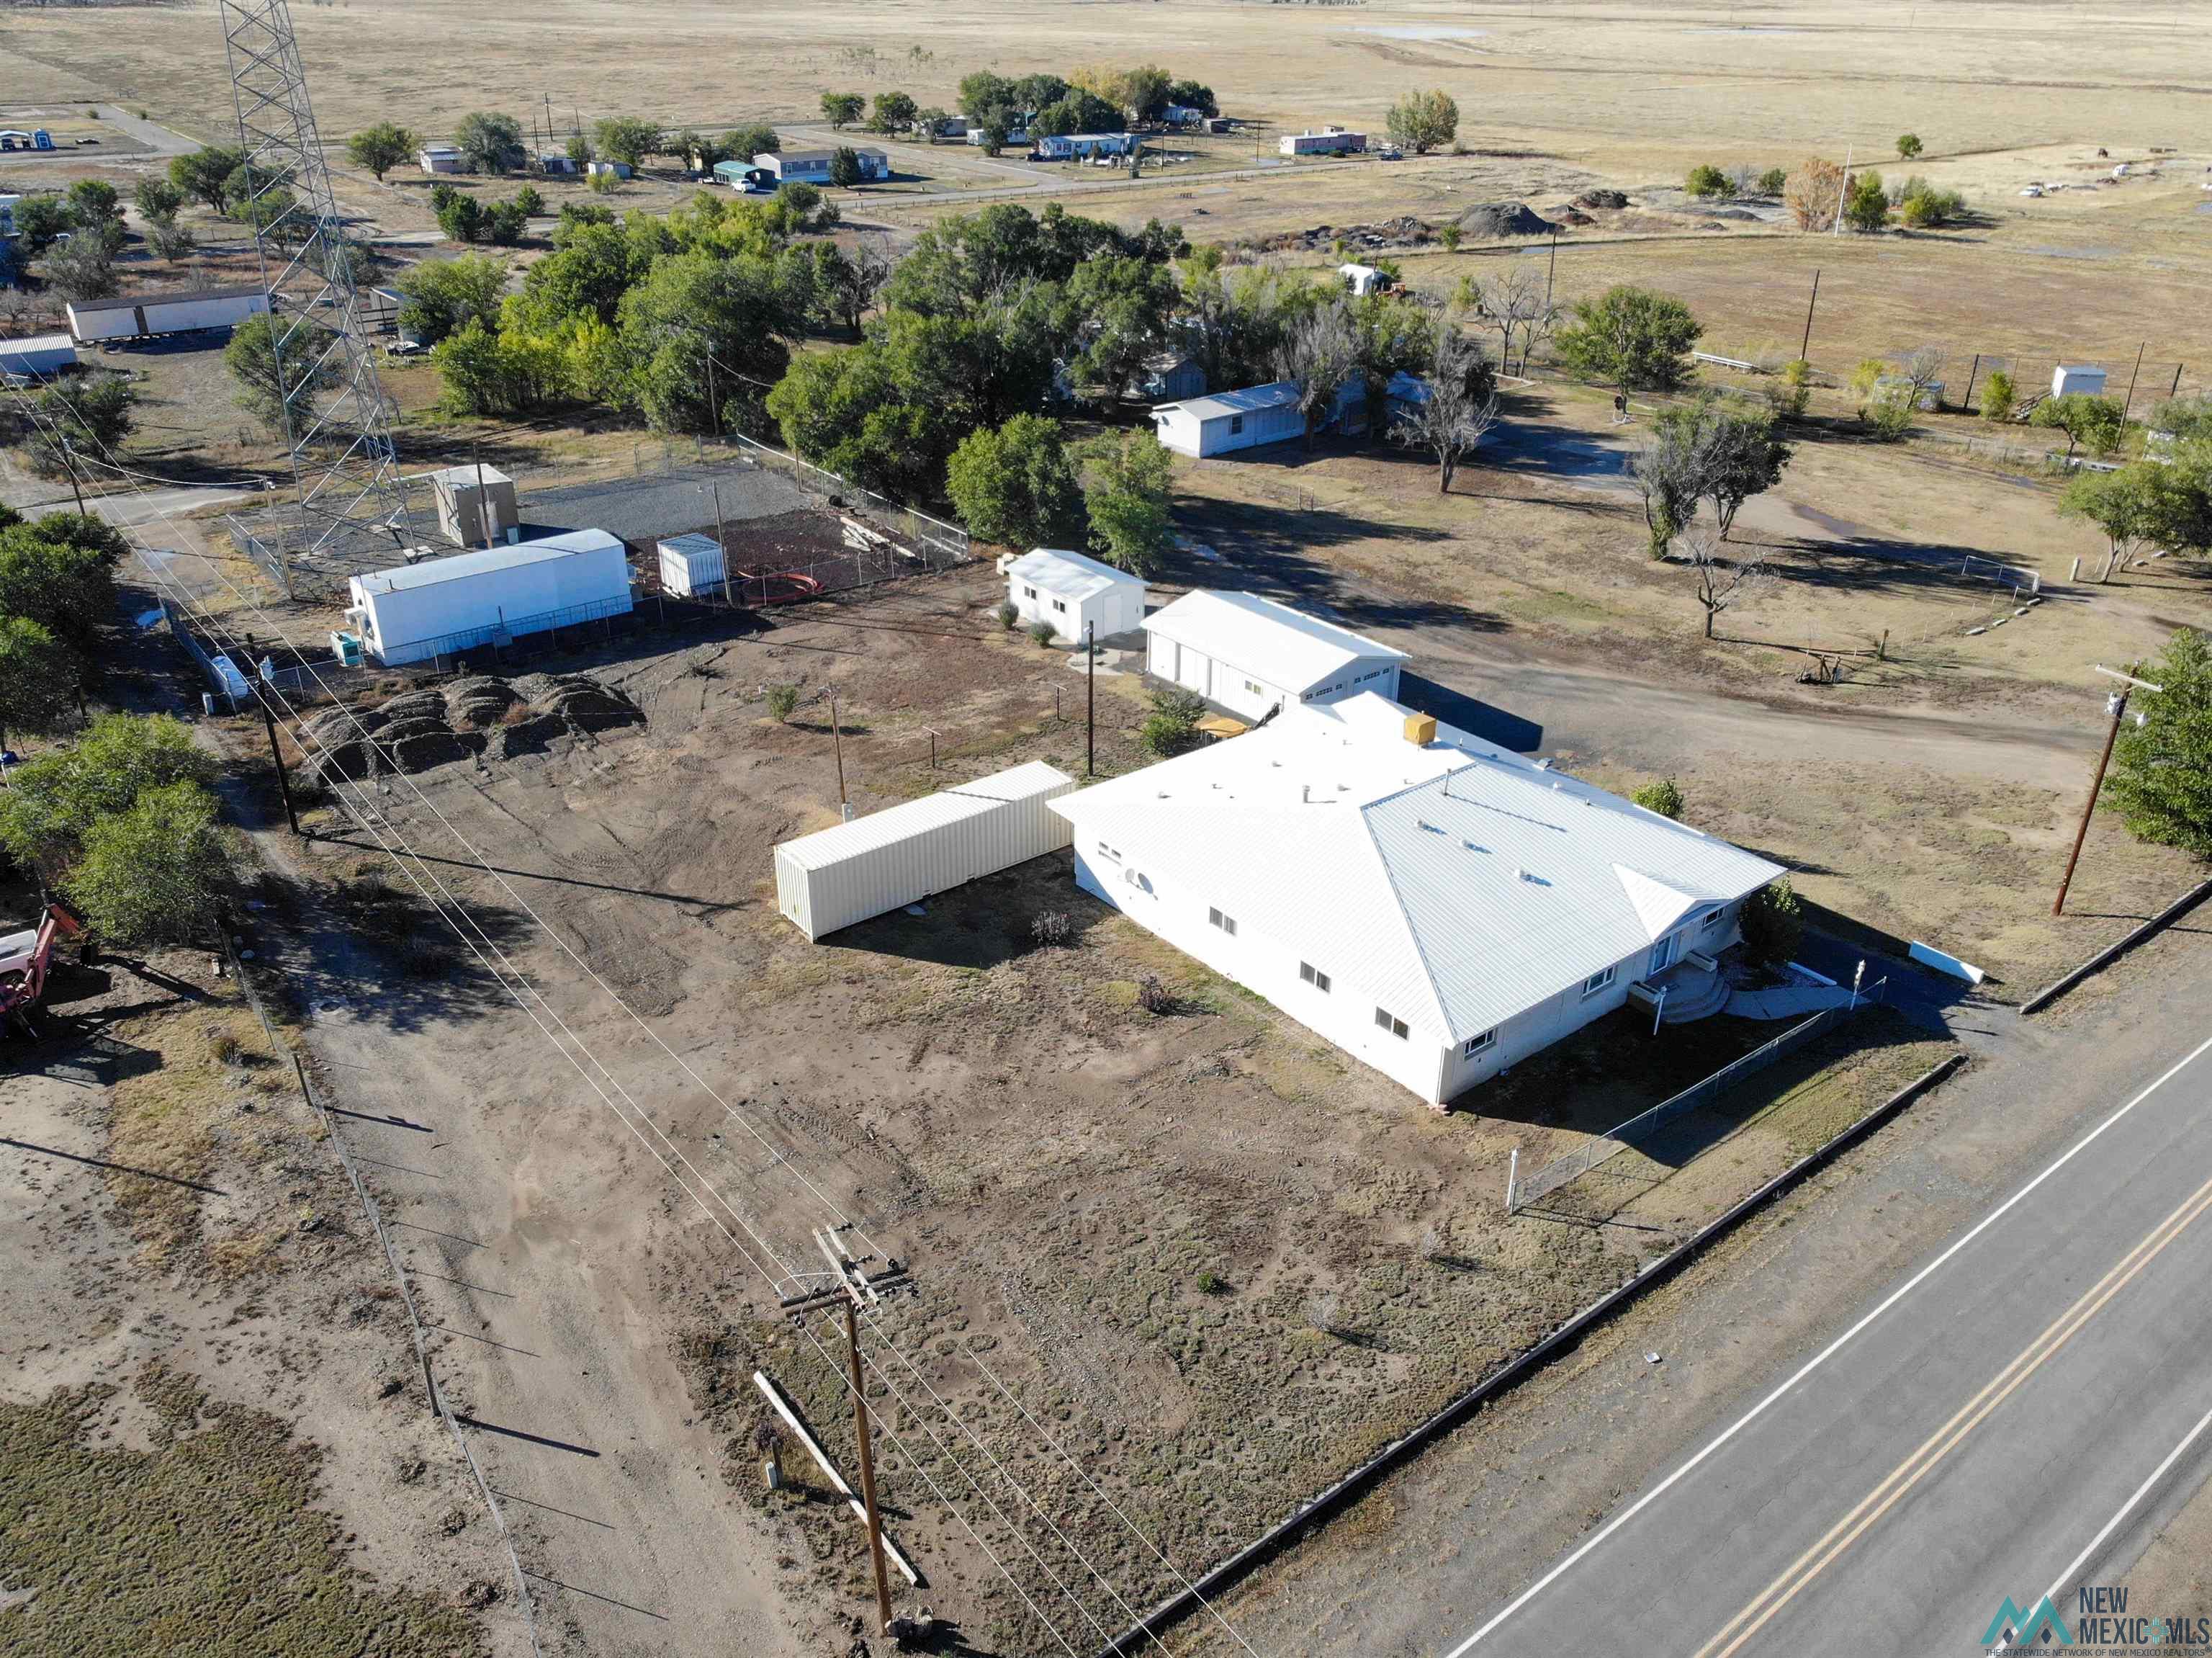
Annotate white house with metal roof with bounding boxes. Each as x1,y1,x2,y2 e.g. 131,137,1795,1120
1051,693,1785,1105
1151,381,1305,457
1143,590,1406,722
346,529,632,666
1004,547,1147,645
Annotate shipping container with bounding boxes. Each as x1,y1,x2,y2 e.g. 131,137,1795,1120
66,286,270,344
773,762,1077,941
0,333,78,379
657,532,727,598
346,529,633,667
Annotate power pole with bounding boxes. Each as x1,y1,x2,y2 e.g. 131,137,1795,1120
2119,341,2147,423
257,691,300,835
830,691,848,812
710,482,733,607
58,437,86,516
2054,666,2162,915
1086,621,1096,777
1543,228,1558,312
1799,269,1821,363
778,1228,911,1639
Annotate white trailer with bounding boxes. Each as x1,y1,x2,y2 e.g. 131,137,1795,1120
773,761,1076,942
346,529,633,667
0,333,78,380
657,532,727,598
66,287,270,345
2051,364,2108,400
1151,381,1305,457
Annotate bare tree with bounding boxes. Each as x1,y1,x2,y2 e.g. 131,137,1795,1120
1277,303,1357,447
1393,318,1499,493
1682,529,1773,638
1461,261,1551,377
1899,345,1947,412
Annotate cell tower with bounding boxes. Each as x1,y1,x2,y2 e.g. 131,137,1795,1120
219,0,415,578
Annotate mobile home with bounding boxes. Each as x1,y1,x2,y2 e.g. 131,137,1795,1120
346,529,632,667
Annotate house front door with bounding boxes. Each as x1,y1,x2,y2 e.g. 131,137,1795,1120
1647,933,1678,977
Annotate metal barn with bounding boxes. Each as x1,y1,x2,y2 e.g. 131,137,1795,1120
773,762,1076,942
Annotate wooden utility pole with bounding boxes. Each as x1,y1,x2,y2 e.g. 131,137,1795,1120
257,693,300,836
843,1300,894,1636
711,482,733,607
1799,269,1821,364
2119,341,2147,423
2054,666,2162,915
830,692,847,809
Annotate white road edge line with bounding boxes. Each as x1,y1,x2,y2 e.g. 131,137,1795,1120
1992,1397,2212,1653
1440,1026,2212,1658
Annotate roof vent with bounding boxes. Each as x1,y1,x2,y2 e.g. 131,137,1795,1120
1462,839,1489,853
1536,758,1554,771
1517,866,1543,883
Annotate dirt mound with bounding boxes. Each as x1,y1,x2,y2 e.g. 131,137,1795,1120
1457,202,1558,238
302,671,639,785
1553,206,1595,226
1245,214,1437,256
1575,188,1629,210
516,673,643,731
444,676,518,729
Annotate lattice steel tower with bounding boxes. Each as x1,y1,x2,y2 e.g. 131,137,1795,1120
220,0,415,574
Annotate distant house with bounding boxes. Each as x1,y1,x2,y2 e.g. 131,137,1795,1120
1004,547,1148,645
1134,352,1205,403
1036,132,1136,161
1141,589,1407,723
933,116,970,139
418,143,465,175
0,333,78,380
1151,381,1305,457
1050,692,1786,1106
1280,127,1366,157
0,193,19,238
966,123,1029,148
1339,262,1393,297
757,148,888,184
587,160,632,181
1331,370,1432,436
712,159,775,192
1162,104,1208,129
537,152,578,176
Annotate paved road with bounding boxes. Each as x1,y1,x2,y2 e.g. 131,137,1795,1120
1440,1023,2212,1658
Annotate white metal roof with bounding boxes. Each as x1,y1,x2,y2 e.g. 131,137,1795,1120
66,285,267,317
0,332,76,355
1142,590,1408,690
777,761,1074,871
429,463,513,489
1155,381,1302,422
1007,547,1143,602
1051,694,1783,1043
353,529,624,597
657,532,722,560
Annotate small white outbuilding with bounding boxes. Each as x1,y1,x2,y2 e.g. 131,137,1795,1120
1151,381,1305,457
657,532,728,599
773,761,1076,942
1142,590,1407,723
2052,364,2108,399
346,529,632,667
1004,547,1147,645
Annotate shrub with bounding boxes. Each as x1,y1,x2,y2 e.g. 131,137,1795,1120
1758,166,1789,195
1740,877,1804,967
1029,619,1059,647
1195,1270,1227,1296
1030,910,1073,947
765,684,799,722
1137,974,1172,1015
1980,369,2016,422
1438,225,1462,251
1138,686,1207,758
996,600,1020,629
1632,777,1684,820
1768,357,1812,419
1867,397,1915,442
1684,163,1730,199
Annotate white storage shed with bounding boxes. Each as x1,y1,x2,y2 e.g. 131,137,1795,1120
0,333,79,380
1152,381,1305,458
431,463,519,547
657,532,728,599
66,286,270,345
773,761,1077,942
2051,364,2108,399
419,143,464,174
346,529,633,667
1142,590,1407,722
1005,547,1147,645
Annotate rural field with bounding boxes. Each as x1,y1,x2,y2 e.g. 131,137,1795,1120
4,0,2211,1653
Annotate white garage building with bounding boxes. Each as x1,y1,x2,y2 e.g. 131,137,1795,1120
1051,694,1786,1107
346,529,632,667
774,761,1076,941
1004,547,1147,645
1143,590,1406,723
1151,382,1305,457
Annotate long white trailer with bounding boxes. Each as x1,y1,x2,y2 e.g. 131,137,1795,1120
346,529,634,667
66,286,270,345
0,333,78,379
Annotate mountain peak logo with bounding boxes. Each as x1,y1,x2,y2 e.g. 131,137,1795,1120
1983,1595,2075,1646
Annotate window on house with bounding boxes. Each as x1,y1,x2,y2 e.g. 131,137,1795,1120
1582,965,1617,997
1374,1007,1409,1039
1463,1029,1496,1058
1208,908,1237,936
1300,962,1331,992
1244,679,1263,696
1229,414,1245,435
1052,599,1066,613
1700,905,1726,930
1023,585,1037,599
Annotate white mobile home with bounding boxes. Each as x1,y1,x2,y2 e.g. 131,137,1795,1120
1035,132,1135,161
758,148,888,184
967,124,1030,147
1005,547,1147,645
1280,128,1366,157
66,287,270,345
657,532,727,599
346,529,632,667
1051,694,1786,1106
1142,589,1406,722
1151,380,1305,457
774,761,1076,941
0,333,78,380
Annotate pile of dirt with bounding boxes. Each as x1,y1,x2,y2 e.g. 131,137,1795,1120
1456,201,1558,238
1575,188,1629,210
1553,206,1595,226
1245,214,1437,256
300,671,640,784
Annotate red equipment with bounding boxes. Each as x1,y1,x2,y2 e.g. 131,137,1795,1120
0,900,84,1029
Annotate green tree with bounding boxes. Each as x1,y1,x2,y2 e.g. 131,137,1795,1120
225,311,341,432
1277,302,1358,447
26,373,134,480
395,254,509,346
1080,429,1174,575
1385,88,1458,155
0,712,214,877
1758,165,1789,194
829,146,865,188
1696,397,1793,539
1631,418,1700,558
822,92,866,130
1685,163,1730,198
1030,90,1123,138
1067,254,1180,395
1344,291,1433,445
133,176,184,221
593,117,664,170
565,133,595,169
66,179,125,243
2032,393,2126,460
2062,463,2170,582
37,233,118,303
1843,169,1889,232
0,511,125,663
1139,686,1207,758
2105,629,2212,859
616,250,798,434
869,91,919,135
432,184,490,244
346,121,417,182
1632,777,1684,819
68,781,233,946
945,414,1084,548
1979,368,2016,421
454,111,526,176
9,193,74,256
1895,179,1966,228
170,145,246,212
1896,132,1923,159
0,617,76,748
730,122,780,161
1740,878,1804,967
1165,79,1218,117
1555,284,1702,393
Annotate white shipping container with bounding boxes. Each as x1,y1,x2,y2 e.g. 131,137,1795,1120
0,333,78,378
774,762,1077,941
347,529,633,666
66,287,270,344
657,533,727,598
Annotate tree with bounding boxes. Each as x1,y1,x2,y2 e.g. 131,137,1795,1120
432,184,490,244
2032,393,2126,460
1385,88,1458,155
729,122,781,161
593,117,664,171
346,121,417,182
1783,156,1846,231
565,132,595,169
1898,345,1946,411
1277,303,1357,447
1767,357,1812,419
1683,529,1772,637
1032,91,1123,138
1554,284,1701,393
1177,256,1315,395
946,414,1084,547
1067,254,1180,396
958,73,1015,118
1842,169,1889,233
1118,65,1173,122
1140,686,1207,758
1631,420,1701,559
1393,317,1499,493
1459,260,1552,377
829,145,865,188
1895,133,1923,159
2101,629,2212,857
134,174,182,220
68,781,232,946
0,713,213,878
1694,398,1793,539
869,91,918,135
2062,464,2167,582
37,234,118,303
0,516,122,692
9,194,74,256
486,197,532,247
1740,877,1804,967
454,111,526,176
1980,368,2016,422
26,373,134,481
66,179,124,241
1080,429,1175,576
1895,178,1966,228
1166,79,1218,117
0,617,76,748
225,310,341,431
616,250,797,434
822,92,866,130
395,254,509,346
810,233,891,335
170,145,246,213
1685,163,1730,199
1344,290,1433,444
1758,165,1789,195
1632,778,1684,820
145,215,197,265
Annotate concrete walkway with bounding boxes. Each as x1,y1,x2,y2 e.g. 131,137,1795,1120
1723,983,1855,1019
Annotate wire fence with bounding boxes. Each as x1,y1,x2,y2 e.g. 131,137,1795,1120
220,931,542,1657
159,594,374,711
724,431,971,563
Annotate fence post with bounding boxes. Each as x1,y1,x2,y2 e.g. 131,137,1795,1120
1506,1147,1519,1212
